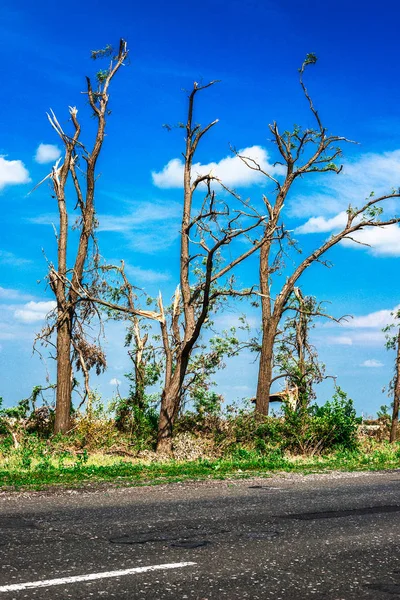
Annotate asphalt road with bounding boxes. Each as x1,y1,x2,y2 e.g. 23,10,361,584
0,470,400,598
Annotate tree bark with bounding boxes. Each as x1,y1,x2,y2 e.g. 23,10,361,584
157,370,184,454
255,239,275,415
54,314,72,433
390,328,400,443
255,320,277,414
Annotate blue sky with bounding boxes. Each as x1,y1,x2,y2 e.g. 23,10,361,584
1,0,400,416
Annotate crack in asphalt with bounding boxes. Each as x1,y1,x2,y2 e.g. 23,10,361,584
281,504,400,520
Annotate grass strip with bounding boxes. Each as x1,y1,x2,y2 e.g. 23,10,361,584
0,450,399,491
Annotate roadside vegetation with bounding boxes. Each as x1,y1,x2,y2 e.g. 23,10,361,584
0,389,398,490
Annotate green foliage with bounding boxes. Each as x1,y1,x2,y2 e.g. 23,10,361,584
221,388,361,456
0,397,8,435
91,44,113,60
363,204,383,220
279,387,360,455
377,404,392,419
274,290,327,408
113,399,159,450
383,310,400,400
304,53,318,66
96,69,110,84
0,385,56,436
308,388,361,449
192,390,223,417
184,327,242,413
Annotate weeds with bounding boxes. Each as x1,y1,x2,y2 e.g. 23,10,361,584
0,444,399,491
0,389,398,491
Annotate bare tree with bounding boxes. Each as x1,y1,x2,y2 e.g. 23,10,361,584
77,82,269,453
238,54,400,414
35,40,129,433
153,81,276,453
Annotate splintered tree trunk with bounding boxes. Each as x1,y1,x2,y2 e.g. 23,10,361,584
390,329,400,443
54,316,73,434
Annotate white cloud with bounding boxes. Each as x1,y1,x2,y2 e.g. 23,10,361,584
322,331,385,347
214,313,258,330
97,201,182,254
341,225,400,257
319,305,399,349
0,328,15,340
296,210,400,257
0,250,32,267
30,202,181,254
14,301,56,323
0,156,30,190
361,359,384,368
327,335,353,346
152,146,285,189
295,211,348,234
109,378,121,386
348,331,386,346
348,306,399,329
0,287,33,301
320,305,399,348
231,384,251,391
27,213,58,226
127,265,170,283
97,201,181,233
0,320,33,342
290,149,400,218
35,143,61,164
29,200,183,254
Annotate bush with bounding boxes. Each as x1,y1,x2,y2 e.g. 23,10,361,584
281,387,361,455
113,395,159,451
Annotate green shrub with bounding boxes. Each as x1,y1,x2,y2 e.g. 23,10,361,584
281,387,361,455
113,397,159,451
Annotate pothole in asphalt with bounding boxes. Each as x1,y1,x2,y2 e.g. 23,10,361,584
282,505,400,520
109,533,175,545
170,540,211,549
248,486,282,491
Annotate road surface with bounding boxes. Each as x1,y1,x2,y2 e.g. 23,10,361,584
0,470,399,598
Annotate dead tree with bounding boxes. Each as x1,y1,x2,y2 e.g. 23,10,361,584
153,81,276,453
35,41,129,433
238,54,400,415
77,82,269,453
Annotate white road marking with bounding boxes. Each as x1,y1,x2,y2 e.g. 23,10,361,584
0,562,196,593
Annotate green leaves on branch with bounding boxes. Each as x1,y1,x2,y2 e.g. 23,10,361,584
91,44,113,60
304,53,318,66
299,53,318,72
96,69,110,84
